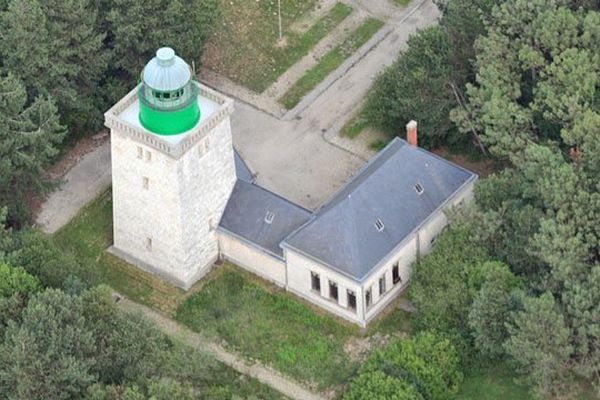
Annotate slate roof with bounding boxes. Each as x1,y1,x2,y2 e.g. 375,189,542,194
234,149,254,183
281,138,477,281
219,180,312,259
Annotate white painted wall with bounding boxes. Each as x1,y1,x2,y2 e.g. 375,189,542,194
218,232,287,286
285,249,366,326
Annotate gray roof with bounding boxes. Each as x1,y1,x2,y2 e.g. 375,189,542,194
234,149,254,183
282,138,477,281
219,180,312,259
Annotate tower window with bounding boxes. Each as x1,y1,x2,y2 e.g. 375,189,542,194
145,237,152,251
415,183,424,195
146,150,152,161
375,219,385,231
137,146,143,159
365,287,372,309
311,272,321,293
143,177,149,189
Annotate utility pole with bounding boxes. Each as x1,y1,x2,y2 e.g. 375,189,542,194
278,0,283,41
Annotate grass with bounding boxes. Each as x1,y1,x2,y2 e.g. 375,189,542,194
53,190,189,314
175,265,362,390
392,0,412,6
280,17,384,109
204,1,353,92
458,365,531,400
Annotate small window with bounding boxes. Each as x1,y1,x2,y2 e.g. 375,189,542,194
375,219,385,232
145,237,152,251
137,146,143,159
143,177,149,190
430,235,437,245
199,139,209,157
311,272,321,292
415,183,424,195
163,92,171,99
366,287,372,308
264,211,275,224
329,281,338,302
146,150,152,161
393,263,401,285
379,275,386,295
347,290,356,311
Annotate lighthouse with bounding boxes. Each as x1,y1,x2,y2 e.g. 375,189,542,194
104,47,236,289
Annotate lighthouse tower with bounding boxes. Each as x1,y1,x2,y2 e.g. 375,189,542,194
104,47,236,289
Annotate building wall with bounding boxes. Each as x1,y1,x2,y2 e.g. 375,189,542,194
285,249,366,326
218,232,287,286
111,116,236,288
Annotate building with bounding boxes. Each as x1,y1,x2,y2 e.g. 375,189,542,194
105,48,477,327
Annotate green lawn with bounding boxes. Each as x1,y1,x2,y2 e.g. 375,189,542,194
204,1,353,92
280,17,384,109
175,265,363,390
458,365,530,400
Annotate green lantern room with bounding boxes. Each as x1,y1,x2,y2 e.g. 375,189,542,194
139,47,200,135
108,47,228,149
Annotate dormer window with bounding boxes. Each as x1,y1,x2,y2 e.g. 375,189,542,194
375,218,385,231
415,183,424,195
264,211,275,224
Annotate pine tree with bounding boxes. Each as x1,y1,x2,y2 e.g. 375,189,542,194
0,74,65,225
0,0,108,133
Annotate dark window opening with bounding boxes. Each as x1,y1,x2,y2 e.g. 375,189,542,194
163,92,171,99
415,183,424,195
347,290,356,311
375,218,385,231
329,281,338,302
393,264,401,285
379,275,386,295
366,287,372,308
311,272,321,292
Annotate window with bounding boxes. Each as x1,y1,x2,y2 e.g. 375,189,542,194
199,138,209,157
311,272,321,292
163,92,171,99
143,177,149,189
379,275,386,295
430,235,437,245
146,150,152,161
393,263,401,285
365,287,372,309
415,183,424,195
375,218,385,232
145,237,152,251
137,146,143,159
347,290,356,311
264,211,275,224
329,280,338,302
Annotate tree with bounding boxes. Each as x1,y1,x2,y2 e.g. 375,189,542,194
105,0,220,81
0,289,96,399
0,74,65,225
344,371,423,400
0,262,40,337
364,26,457,148
504,292,575,399
467,262,522,358
362,332,463,400
0,0,108,133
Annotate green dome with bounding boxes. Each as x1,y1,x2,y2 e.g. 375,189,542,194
138,47,201,135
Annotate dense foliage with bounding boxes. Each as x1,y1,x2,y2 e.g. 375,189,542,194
0,0,221,225
361,0,498,148
344,332,462,400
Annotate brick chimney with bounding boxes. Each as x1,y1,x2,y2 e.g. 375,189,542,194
406,120,418,147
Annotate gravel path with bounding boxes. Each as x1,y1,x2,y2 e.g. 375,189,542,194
118,297,326,400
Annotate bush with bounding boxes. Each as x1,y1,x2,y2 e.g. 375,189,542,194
344,371,423,400
345,331,462,400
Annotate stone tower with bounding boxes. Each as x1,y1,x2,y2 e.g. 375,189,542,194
104,47,236,289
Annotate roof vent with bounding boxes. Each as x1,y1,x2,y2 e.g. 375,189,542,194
264,211,275,224
415,183,424,195
375,219,385,232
